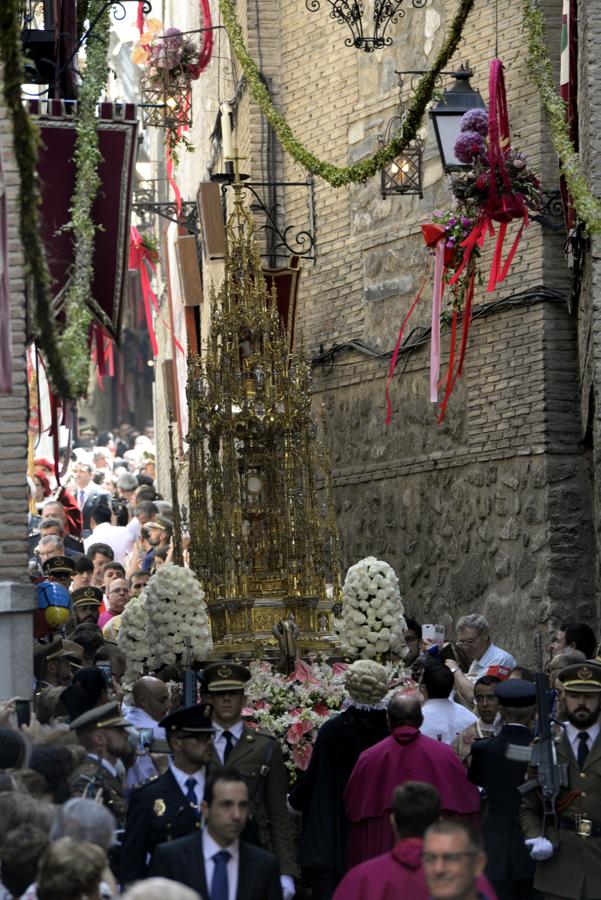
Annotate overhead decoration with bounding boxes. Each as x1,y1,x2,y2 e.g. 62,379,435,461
0,0,70,396
386,59,542,424
522,0,601,236
304,0,427,52
129,226,160,356
187,186,341,657
219,0,476,187
334,557,407,659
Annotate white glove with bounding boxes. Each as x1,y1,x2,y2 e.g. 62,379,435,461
280,875,295,900
525,837,554,860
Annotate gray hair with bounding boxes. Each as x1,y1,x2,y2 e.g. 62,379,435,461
555,648,586,666
50,798,116,851
456,614,490,636
38,535,64,550
39,517,65,532
122,879,201,900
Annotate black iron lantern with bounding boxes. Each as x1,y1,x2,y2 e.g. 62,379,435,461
430,67,486,172
305,0,427,52
379,73,423,197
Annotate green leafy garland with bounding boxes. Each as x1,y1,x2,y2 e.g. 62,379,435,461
522,0,601,236
0,0,71,396
219,0,476,188
59,0,111,397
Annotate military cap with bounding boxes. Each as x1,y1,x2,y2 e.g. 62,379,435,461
557,663,601,693
159,703,215,734
72,586,103,608
34,638,85,666
203,661,251,693
69,701,129,733
495,678,537,707
42,556,75,576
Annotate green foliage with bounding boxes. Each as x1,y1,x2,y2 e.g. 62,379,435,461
219,0,477,188
522,0,601,235
0,0,71,395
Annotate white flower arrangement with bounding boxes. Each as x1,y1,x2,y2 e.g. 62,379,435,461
145,564,213,668
334,556,407,659
118,588,150,687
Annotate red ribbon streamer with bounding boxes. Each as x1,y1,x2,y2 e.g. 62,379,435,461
129,226,159,356
437,271,476,423
136,1,145,33
384,270,430,425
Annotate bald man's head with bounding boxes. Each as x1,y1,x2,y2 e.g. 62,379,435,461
132,676,170,723
387,693,423,730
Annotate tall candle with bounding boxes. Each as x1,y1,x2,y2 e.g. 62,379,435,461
220,102,233,159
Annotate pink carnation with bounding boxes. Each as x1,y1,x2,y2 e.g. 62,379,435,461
287,721,314,745
291,742,313,771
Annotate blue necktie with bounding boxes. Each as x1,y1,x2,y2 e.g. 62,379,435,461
184,776,197,806
211,849,230,900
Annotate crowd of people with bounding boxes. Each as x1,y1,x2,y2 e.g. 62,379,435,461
4,423,600,899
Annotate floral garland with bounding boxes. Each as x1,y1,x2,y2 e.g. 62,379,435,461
144,564,213,668
58,0,111,398
0,0,71,396
334,556,407,658
218,0,476,188
522,0,601,235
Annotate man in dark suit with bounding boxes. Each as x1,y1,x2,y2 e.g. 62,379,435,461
73,461,109,535
150,769,283,900
469,678,540,900
120,702,215,886
202,662,297,898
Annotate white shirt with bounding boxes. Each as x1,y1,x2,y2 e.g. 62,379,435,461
564,720,601,762
213,720,245,763
123,705,166,788
467,642,516,682
203,828,239,900
169,761,205,807
421,697,478,744
84,520,139,564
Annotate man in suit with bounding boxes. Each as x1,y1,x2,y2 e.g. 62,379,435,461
150,769,283,900
520,663,601,899
74,461,108,535
469,678,540,899
121,702,215,886
203,662,297,899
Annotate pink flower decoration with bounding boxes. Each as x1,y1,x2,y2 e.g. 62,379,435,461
332,662,349,675
313,702,329,717
287,658,320,684
454,130,486,165
287,721,314,745
241,707,256,718
291,742,313,771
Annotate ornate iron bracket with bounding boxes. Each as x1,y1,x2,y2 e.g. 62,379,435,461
530,189,565,231
131,200,199,234
305,0,427,51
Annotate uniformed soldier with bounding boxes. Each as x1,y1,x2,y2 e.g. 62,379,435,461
120,702,215,886
71,585,102,626
41,554,76,588
33,637,84,695
68,700,130,830
203,661,298,899
520,663,601,900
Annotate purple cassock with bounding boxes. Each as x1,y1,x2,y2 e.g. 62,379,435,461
343,725,481,868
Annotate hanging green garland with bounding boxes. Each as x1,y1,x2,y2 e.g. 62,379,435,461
59,0,111,397
0,0,71,396
522,0,601,236
219,0,476,188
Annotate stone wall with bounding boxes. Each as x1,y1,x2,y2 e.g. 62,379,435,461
0,62,36,697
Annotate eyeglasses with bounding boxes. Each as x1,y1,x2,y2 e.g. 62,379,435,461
423,851,478,865
457,635,482,647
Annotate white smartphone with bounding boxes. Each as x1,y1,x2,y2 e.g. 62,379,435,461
422,623,445,646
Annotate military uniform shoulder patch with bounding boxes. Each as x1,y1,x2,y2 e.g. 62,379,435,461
133,774,160,792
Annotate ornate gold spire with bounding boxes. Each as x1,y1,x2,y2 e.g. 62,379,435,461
187,181,340,656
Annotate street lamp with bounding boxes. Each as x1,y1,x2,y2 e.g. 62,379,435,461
379,73,423,197
430,67,486,172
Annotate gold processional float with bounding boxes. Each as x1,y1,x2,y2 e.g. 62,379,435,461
180,179,342,660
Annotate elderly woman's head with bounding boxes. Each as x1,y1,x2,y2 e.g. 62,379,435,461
36,837,106,900
122,879,201,900
345,659,389,706
50,798,116,851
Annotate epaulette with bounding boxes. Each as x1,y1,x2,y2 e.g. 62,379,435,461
132,774,160,792
254,729,277,740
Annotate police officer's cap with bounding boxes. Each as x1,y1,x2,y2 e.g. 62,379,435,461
495,678,537,707
42,556,75,576
203,662,251,693
159,703,215,734
34,638,85,666
72,586,103,608
557,663,601,693
69,701,129,733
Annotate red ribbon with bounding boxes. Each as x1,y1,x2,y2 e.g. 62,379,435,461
136,1,145,33
437,270,476,423
385,269,430,425
129,226,159,357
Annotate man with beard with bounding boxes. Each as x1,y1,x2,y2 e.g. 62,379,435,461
71,586,102,626
520,663,601,899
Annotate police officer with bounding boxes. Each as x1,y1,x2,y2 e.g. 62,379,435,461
120,702,215,886
203,661,297,899
41,554,76,588
469,678,540,900
520,663,601,899
71,585,102,626
68,701,130,828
